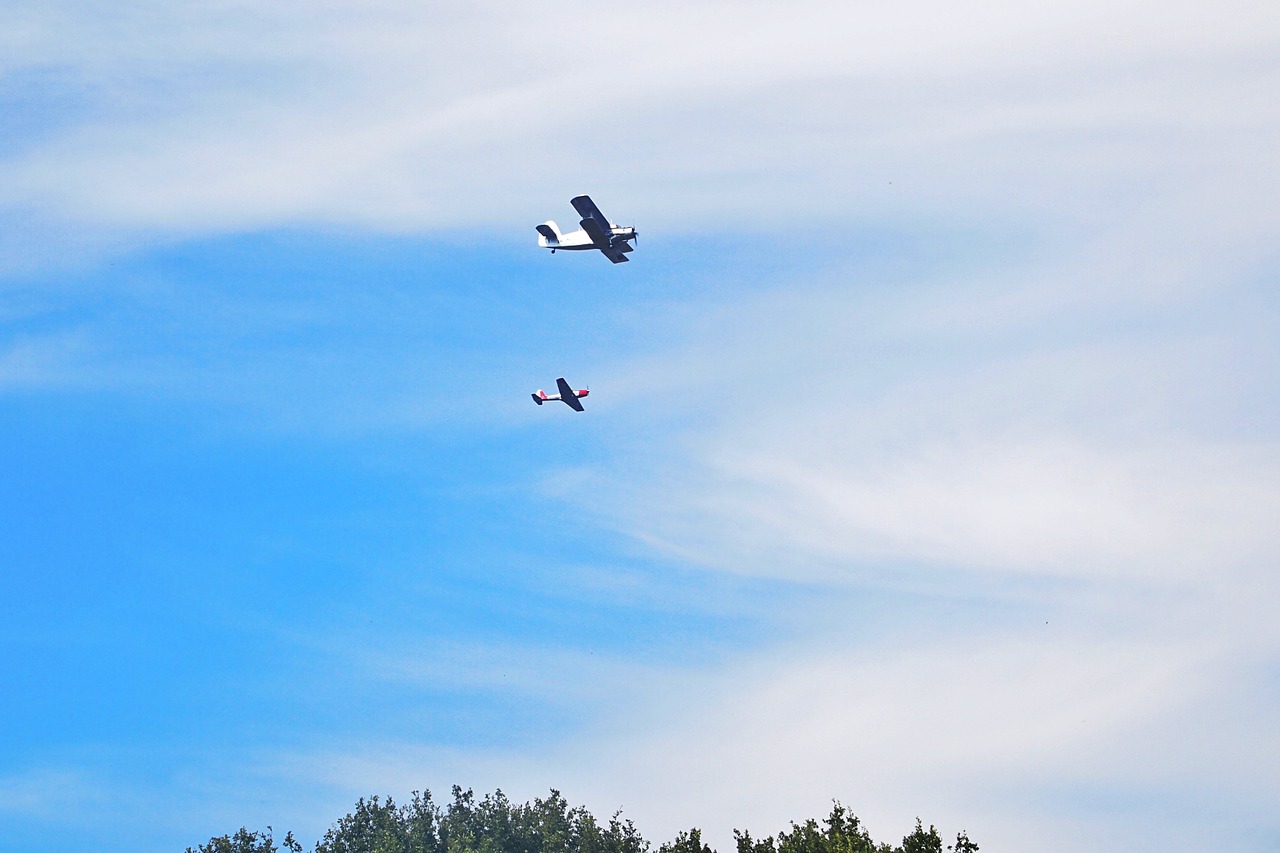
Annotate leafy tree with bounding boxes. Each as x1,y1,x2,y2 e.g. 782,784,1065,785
318,795,411,853
732,829,776,853
818,802,884,853
186,787,977,853
308,785,649,853
898,820,941,853
600,808,649,853
185,826,302,853
403,790,446,853
735,802,886,853
659,828,713,853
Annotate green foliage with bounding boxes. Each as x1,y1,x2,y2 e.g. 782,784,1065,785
310,785,648,853
185,826,302,853
734,802,891,853
732,829,771,853
316,794,414,853
659,828,713,853
184,789,975,853
898,820,941,853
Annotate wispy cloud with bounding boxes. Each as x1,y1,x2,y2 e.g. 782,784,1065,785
0,330,92,389
581,240,1279,584
250,595,1280,850
3,0,1277,254
0,767,104,819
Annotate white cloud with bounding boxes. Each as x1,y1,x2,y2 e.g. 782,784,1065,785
2,0,1277,247
616,436,1279,584
0,767,104,819
0,329,101,389
578,235,1280,588
256,589,1280,851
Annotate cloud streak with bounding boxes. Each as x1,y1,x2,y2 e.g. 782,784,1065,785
3,0,1277,248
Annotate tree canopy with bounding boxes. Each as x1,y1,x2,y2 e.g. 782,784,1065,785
186,787,977,853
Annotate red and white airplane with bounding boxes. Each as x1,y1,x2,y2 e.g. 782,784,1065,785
536,195,637,264
532,377,590,412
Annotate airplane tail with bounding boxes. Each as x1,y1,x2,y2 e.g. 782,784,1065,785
535,221,561,247
532,390,546,405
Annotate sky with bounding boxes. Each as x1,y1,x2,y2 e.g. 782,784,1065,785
2,2,1279,851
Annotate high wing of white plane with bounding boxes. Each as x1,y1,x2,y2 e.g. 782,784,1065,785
532,377,589,411
536,195,637,264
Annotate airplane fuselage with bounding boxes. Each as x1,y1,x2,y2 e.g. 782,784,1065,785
536,221,636,253
533,378,589,411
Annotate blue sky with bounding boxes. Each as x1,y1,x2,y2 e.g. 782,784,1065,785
2,2,1279,852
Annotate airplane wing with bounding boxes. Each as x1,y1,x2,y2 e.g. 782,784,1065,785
571,195,630,262
571,195,610,229
556,377,585,411
578,215,611,247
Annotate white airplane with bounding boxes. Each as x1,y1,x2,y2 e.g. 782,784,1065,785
532,377,590,412
536,195,637,264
